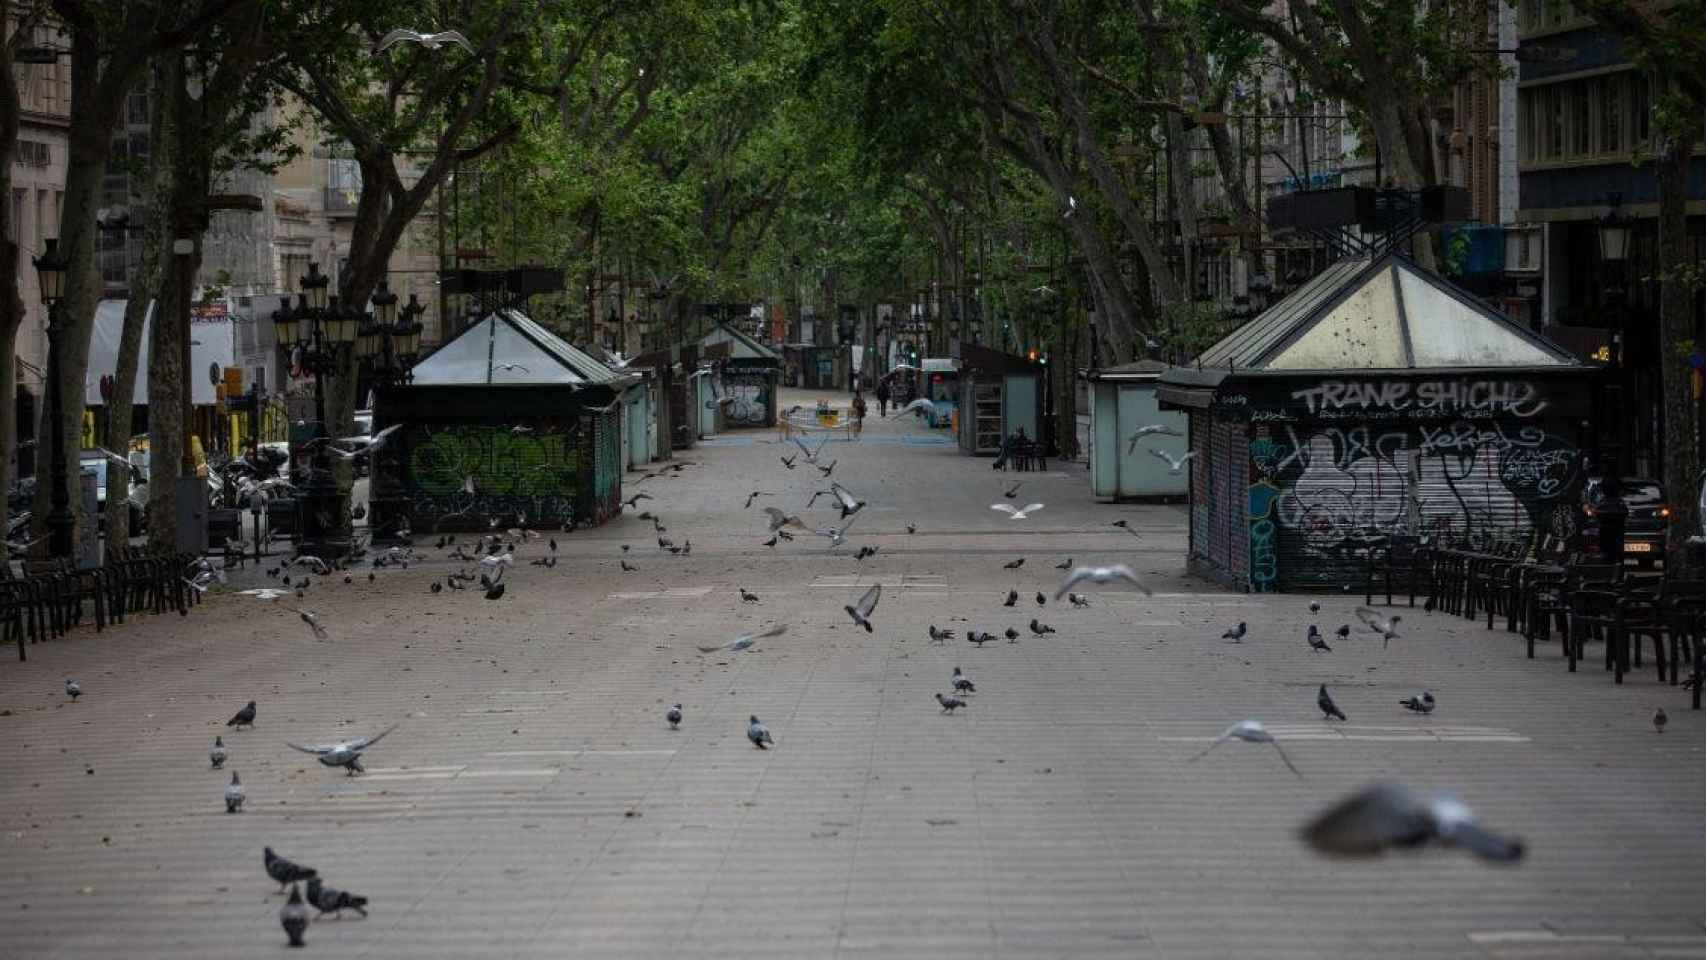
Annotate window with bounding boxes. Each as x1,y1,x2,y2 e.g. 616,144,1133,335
1521,72,1654,164
34,189,46,246
1519,0,1584,33
9,189,22,242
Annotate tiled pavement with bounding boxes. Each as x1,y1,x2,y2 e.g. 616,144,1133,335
3,388,1705,958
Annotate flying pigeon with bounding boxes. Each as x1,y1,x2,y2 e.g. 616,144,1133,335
1030,618,1054,636
1400,692,1436,715
696,623,788,654
224,771,244,812
1111,520,1129,528
211,736,227,769
1188,720,1302,777
1004,480,1023,499
1150,448,1197,475
1655,707,1667,733
374,27,476,54
265,847,317,892
763,506,806,532
762,536,777,548
892,397,938,418
780,454,797,469
1307,625,1332,653
1126,423,1184,454
844,583,881,631
623,493,654,508
65,679,80,701
748,715,775,749
816,460,837,477
1300,782,1524,862
1318,685,1346,721
1356,608,1403,647
829,482,866,519
1221,621,1248,642
744,491,774,509
936,692,968,714
952,667,976,694
286,724,399,775
667,704,682,729
1003,558,1025,570
281,883,309,946
813,512,861,549
306,876,369,919
284,607,329,640
794,435,828,463
1053,564,1153,600
928,625,955,644
228,701,257,728
740,588,760,603
991,502,1045,520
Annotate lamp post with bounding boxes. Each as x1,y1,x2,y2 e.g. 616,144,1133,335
272,263,358,559
356,280,422,544
32,239,71,558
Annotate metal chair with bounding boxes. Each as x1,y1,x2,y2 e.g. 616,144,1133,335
1565,588,1621,673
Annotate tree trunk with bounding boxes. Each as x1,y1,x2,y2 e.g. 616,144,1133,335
0,0,23,559
1657,113,1699,572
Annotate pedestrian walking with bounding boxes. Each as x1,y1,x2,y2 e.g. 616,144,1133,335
851,390,867,437
876,379,890,417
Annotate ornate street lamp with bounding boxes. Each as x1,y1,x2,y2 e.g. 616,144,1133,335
32,238,71,557
359,279,418,389
271,262,359,559
1596,192,1632,264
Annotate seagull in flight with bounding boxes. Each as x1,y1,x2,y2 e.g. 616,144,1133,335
287,724,398,775
1150,448,1197,475
1126,424,1184,454
695,623,788,654
374,28,476,54
492,362,530,373
1053,564,1152,600
991,502,1045,520
1300,782,1524,862
1188,720,1302,778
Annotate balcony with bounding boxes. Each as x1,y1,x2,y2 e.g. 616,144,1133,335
323,187,359,218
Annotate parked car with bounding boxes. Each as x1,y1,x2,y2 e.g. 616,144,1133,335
1581,476,1668,567
79,450,149,534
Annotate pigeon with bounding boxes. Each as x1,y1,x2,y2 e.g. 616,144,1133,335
224,771,244,812
744,491,774,509
815,460,836,477
264,847,317,892
284,607,329,640
1150,448,1197,474
1054,558,1072,570
1004,627,1020,642
1126,423,1184,454
1300,782,1524,862
1054,565,1154,600
906,524,917,534
1003,589,1018,607
1188,720,1302,777
1307,625,1332,653
1002,558,1025,570
748,715,774,749
829,482,866,519
1069,593,1090,607
485,582,506,600
306,876,369,919
1111,520,1129,528
968,631,992,647
621,560,637,571
696,623,787,654
228,701,257,728
1335,624,1351,641
281,883,309,946
777,530,795,541
928,625,955,644
1655,707,1667,733
813,512,861,548
740,588,760,603
1309,601,1321,614
1222,621,1247,642
936,692,968,714
952,667,976,694
667,704,682,729
891,397,938,418
794,435,828,463
286,725,399,775
211,736,227,769
844,583,881,631
65,679,81,701
1004,480,1023,499
623,493,654,508
550,539,558,552
1030,618,1054,636
430,581,442,594
1318,685,1347,721
991,502,1045,520
779,454,797,469
1400,692,1436,714
762,536,778,548
762,506,806,532
1356,607,1402,647
1035,591,1046,606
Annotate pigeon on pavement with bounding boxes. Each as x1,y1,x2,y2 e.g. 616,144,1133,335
210,736,227,769
748,715,775,749
844,584,881,631
224,772,244,812
952,667,976,694
1054,564,1153,600
696,623,788,654
1055,558,1072,570
1400,692,1436,714
1030,618,1055,636
1222,621,1248,642
1035,591,1047,606
281,884,309,946
1307,625,1332,653
928,625,955,644
1356,607,1403,647
968,631,992,647
936,692,968,714
740,588,760,603
991,502,1045,520
1188,720,1302,777
1335,624,1352,641
667,704,682,729
228,700,257,728
1655,707,1667,733
1005,627,1020,642
265,847,317,892
1300,782,1524,862
286,725,399,775
1003,557,1025,570
1318,685,1347,721
65,679,81,701
1309,601,1321,614
306,876,369,918
1003,589,1018,607
1069,593,1090,607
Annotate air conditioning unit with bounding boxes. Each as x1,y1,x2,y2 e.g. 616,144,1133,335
1506,227,1542,273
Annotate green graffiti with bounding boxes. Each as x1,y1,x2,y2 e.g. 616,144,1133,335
407,425,583,498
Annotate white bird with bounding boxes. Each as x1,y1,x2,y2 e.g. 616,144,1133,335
492,362,530,373
1355,607,1403,648
374,28,475,54
290,555,331,575
1126,423,1184,454
1150,448,1198,474
844,583,882,632
696,623,788,654
829,482,866,519
1032,284,1055,296
991,502,1045,520
1053,564,1153,600
286,724,398,775
890,397,938,419
1187,720,1302,777
224,772,244,812
239,588,291,600
1064,194,1078,218
813,511,860,548
1301,782,1524,862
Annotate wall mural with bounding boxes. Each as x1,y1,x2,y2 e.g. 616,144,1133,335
1246,416,1582,585
386,420,586,530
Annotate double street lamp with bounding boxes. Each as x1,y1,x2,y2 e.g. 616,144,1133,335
357,280,424,388
272,263,358,559
32,238,71,557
